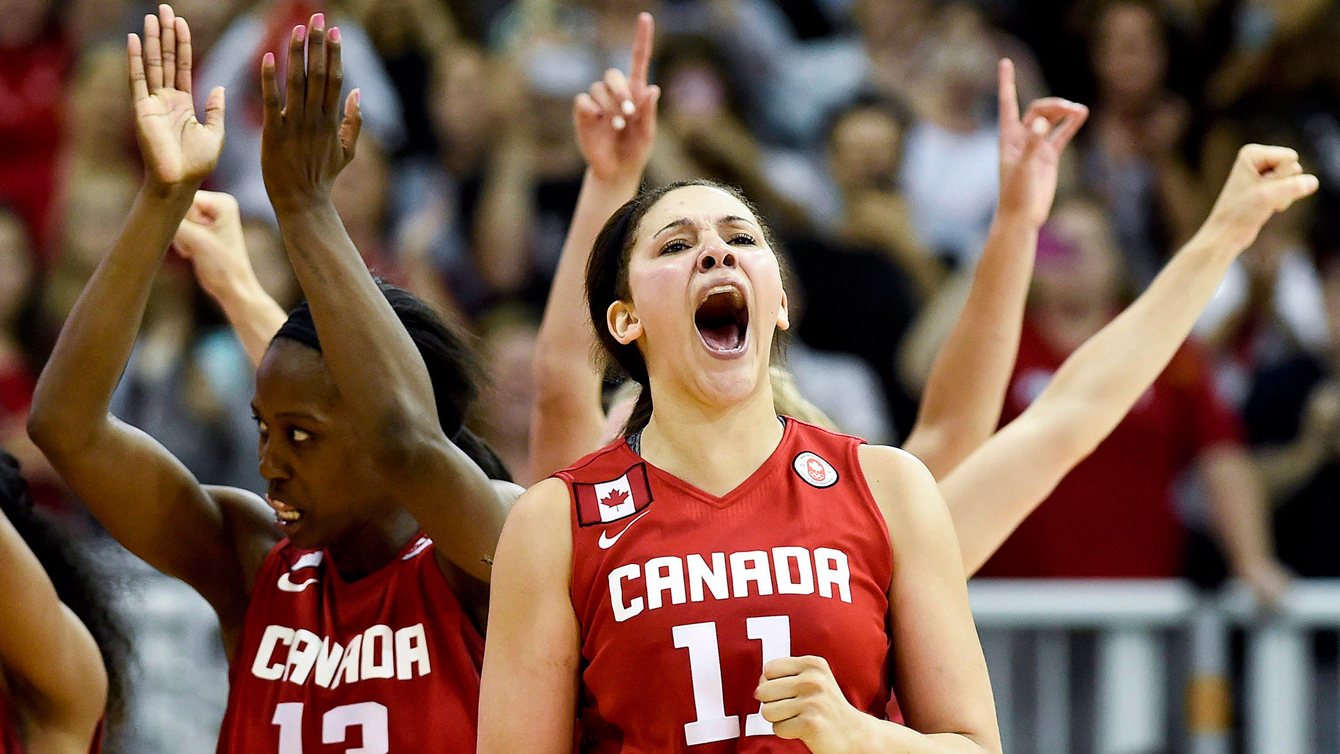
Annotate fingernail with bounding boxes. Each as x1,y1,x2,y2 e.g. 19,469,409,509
621,100,635,116
612,115,626,130
263,52,274,66
329,27,340,42
353,89,361,106
1031,117,1048,136
312,13,324,30
296,25,306,41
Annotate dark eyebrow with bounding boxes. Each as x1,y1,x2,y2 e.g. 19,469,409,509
719,215,754,228
653,218,693,239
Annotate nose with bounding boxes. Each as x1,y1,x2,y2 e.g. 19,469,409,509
696,238,737,273
258,439,292,483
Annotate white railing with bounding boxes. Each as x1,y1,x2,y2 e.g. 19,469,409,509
969,579,1340,754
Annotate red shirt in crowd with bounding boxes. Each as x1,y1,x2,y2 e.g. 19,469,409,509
978,317,1244,579
0,29,70,255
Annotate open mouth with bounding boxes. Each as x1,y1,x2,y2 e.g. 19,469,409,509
268,494,305,528
694,283,750,355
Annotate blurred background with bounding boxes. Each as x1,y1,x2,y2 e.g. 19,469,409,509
2,0,1340,751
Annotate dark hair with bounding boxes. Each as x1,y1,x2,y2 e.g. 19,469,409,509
272,281,513,483
585,180,784,435
0,452,131,748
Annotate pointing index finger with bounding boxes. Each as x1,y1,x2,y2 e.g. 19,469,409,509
629,12,654,89
998,58,1019,131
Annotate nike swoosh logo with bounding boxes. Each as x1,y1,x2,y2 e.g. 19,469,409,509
598,510,650,550
277,571,319,593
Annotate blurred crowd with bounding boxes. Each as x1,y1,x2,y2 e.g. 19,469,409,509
4,0,1340,715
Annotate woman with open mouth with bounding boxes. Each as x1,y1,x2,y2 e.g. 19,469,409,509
29,8,518,753
478,19,1318,754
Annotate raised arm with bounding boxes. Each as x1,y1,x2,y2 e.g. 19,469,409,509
259,15,504,583
942,144,1319,575
529,13,659,479
27,6,275,649
902,60,1087,478
0,499,106,748
174,190,287,366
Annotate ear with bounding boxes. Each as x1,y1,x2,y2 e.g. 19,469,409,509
775,288,790,331
607,299,643,345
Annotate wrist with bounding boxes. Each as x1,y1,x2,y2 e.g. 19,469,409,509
586,166,643,194
141,179,202,205
268,189,334,216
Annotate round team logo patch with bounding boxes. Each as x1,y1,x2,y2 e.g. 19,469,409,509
793,452,838,488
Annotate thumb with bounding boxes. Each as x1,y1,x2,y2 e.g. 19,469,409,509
339,89,363,161
1260,173,1320,213
204,86,226,139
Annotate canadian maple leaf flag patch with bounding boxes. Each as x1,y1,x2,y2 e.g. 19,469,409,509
575,464,653,526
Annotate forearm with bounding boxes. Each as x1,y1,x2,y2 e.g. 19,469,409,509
30,183,196,449
1202,446,1276,574
472,141,536,293
1253,440,1329,502
212,277,287,367
1032,230,1238,448
851,718,996,754
531,168,640,478
273,200,438,436
0,513,105,712
904,213,1037,478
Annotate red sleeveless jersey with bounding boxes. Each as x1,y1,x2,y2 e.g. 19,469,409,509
216,534,483,754
558,418,894,754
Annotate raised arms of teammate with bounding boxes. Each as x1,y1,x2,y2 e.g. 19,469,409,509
942,144,1319,577
27,6,276,656
529,13,658,480
900,61,1087,479
0,506,106,750
174,190,287,367
258,16,508,584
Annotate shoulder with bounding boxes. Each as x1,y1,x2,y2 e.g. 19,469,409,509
552,437,636,484
204,486,283,591
494,479,572,582
857,446,949,541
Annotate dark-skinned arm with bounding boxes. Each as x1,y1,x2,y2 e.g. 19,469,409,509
902,60,1088,478
259,16,504,584
26,6,276,656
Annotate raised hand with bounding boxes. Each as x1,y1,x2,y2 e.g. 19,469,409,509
173,190,251,300
996,59,1088,228
574,12,660,183
1197,145,1319,253
129,5,225,188
260,14,361,211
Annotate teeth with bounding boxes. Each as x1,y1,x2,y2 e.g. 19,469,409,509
276,509,302,522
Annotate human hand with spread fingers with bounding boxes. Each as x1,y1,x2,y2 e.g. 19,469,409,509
259,14,362,212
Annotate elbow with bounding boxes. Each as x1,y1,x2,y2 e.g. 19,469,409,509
25,398,85,458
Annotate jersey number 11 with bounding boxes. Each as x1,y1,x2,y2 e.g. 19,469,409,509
673,615,792,745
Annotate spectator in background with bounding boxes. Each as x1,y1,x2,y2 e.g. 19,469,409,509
343,0,458,161
399,41,585,316
1245,246,1340,577
1195,198,1329,405
898,4,1008,268
59,42,140,221
0,207,54,491
475,306,540,486
198,0,404,220
1082,0,1208,286
0,0,71,252
978,198,1287,598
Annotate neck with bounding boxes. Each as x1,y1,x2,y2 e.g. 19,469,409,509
639,377,783,498
1034,302,1110,354
325,511,421,582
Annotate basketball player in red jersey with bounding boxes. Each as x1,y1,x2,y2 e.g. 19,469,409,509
0,451,128,754
28,8,517,754
528,14,1295,593
479,44,1318,754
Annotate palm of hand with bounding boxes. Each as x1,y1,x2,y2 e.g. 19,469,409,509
137,89,223,186
583,127,652,179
